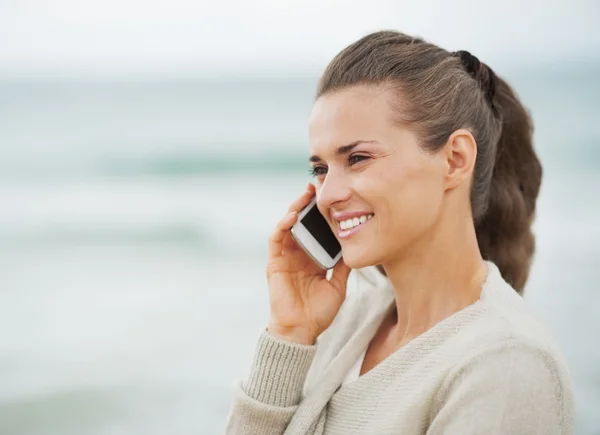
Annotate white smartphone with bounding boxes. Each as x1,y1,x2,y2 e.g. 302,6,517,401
290,197,342,269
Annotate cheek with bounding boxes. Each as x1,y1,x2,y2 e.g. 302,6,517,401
376,161,445,233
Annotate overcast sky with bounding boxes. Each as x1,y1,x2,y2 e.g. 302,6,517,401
1,0,599,77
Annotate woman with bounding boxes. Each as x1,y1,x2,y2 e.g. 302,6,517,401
225,30,573,434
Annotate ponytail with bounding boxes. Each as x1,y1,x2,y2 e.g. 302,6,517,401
475,76,542,293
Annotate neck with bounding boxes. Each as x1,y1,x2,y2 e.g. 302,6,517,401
380,212,488,349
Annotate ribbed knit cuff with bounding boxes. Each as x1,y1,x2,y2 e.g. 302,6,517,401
243,329,317,408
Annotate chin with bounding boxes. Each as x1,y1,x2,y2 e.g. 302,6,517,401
340,246,379,270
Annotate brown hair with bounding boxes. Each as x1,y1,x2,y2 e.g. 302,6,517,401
316,31,542,293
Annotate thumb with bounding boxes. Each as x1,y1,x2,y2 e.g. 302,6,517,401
329,258,352,298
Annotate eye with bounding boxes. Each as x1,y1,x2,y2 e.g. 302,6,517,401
309,166,327,177
348,154,370,165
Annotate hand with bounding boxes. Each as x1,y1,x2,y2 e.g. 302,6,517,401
265,183,351,345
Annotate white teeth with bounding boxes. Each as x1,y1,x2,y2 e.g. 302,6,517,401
338,214,374,230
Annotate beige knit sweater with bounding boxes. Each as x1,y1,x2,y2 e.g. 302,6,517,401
224,261,574,434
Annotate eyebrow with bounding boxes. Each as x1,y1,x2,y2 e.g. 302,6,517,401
309,140,379,163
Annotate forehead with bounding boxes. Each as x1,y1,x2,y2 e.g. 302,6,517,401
308,85,396,153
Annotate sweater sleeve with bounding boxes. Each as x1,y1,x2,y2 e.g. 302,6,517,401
427,342,574,435
223,329,318,435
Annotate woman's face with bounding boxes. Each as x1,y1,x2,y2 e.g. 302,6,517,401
307,85,448,269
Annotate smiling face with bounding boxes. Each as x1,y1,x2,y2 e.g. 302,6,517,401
307,85,449,269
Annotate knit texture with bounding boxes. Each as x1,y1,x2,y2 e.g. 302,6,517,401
224,262,574,435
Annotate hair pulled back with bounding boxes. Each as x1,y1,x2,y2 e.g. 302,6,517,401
317,31,542,293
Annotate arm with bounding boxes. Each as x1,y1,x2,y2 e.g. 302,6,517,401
223,330,317,435
427,343,574,435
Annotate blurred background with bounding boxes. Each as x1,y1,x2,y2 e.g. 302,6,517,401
0,0,599,434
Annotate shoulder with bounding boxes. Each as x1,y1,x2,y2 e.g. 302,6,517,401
430,262,570,376
429,338,574,434
429,262,574,433
471,261,567,359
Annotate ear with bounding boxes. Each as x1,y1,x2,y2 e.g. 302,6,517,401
443,128,477,191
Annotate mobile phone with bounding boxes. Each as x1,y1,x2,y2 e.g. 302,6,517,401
290,197,342,269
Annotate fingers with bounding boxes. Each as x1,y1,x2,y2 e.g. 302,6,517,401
269,183,315,260
269,183,314,259
287,183,315,214
329,258,351,298
268,210,298,259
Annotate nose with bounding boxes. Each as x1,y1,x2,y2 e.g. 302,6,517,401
316,169,352,212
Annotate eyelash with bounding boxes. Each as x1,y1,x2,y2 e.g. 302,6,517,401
308,154,370,177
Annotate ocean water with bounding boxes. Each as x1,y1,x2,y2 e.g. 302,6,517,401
0,70,599,434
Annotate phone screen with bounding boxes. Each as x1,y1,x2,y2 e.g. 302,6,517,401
301,205,341,258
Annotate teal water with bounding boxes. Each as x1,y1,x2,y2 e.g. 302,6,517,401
0,71,599,434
